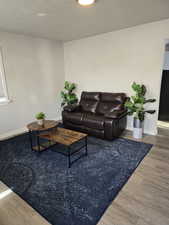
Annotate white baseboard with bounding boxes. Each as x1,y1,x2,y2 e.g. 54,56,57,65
0,127,27,141
0,118,62,141
127,126,157,136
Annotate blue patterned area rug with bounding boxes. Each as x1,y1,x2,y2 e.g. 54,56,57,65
0,132,152,225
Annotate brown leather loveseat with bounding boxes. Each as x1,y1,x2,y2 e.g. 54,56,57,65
62,92,127,140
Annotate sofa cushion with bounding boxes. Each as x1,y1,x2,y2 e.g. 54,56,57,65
96,93,126,115
63,104,80,112
62,111,83,125
80,92,100,113
101,93,126,102
81,92,100,101
80,100,98,114
105,109,127,119
83,114,105,130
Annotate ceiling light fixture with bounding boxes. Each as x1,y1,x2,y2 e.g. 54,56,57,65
77,0,96,6
37,12,47,17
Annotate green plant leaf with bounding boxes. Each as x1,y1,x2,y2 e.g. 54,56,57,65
69,83,76,92
138,111,145,121
144,99,156,103
61,91,65,98
64,81,70,90
61,81,78,107
125,82,156,120
145,110,156,114
132,82,142,94
35,112,46,120
141,85,146,96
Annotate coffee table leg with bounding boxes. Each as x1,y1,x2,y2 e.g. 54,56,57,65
36,131,41,152
68,146,71,168
85,136,88,156
29,130,33,151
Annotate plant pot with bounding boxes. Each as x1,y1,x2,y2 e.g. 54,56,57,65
133,118,143,139
37,119,44,126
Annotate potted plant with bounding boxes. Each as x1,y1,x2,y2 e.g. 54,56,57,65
125,82,156,139
61,81,78,107
35,112,46,126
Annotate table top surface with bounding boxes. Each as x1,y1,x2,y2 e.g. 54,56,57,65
27,120,58,131
39,127,87,146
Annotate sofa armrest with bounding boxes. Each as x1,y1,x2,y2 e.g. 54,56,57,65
105,109,127,119
63,104,80,112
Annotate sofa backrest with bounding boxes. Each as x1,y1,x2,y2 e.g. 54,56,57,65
96,93,127,115
79,92,127,115
79,92,100,113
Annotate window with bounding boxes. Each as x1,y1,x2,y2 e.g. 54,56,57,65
0,49,9,105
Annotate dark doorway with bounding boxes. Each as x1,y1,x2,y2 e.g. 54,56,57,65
158,42,169,123
159,70,169,121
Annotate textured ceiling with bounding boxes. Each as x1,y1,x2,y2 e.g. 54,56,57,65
0,0,169,41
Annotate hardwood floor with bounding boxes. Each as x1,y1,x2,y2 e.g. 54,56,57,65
0,129,169,225
0,182,51,225
98,129,169,225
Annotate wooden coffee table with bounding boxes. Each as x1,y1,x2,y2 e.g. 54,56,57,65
39,128,88,168
27,121,88,168
27,120,59,152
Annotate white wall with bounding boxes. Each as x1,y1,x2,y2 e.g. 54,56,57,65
1,19,169,137
0,31,64,138
64,19,169,135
